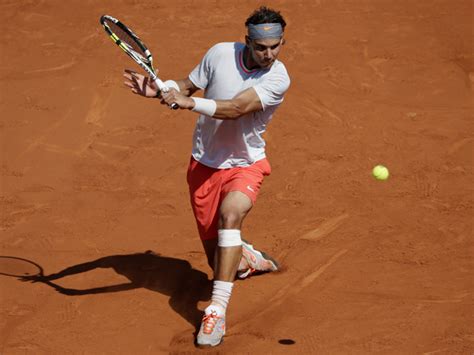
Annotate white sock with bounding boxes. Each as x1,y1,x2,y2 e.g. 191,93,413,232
209,280,233,314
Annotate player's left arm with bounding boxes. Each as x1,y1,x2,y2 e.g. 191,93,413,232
161,68,290,118
211,88,262,119
173,78,200,97
161,87,262,119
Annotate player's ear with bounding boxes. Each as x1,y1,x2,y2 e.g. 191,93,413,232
281,38,286,46
245,35,250,46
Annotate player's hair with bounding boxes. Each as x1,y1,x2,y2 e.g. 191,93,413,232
245,6,286,30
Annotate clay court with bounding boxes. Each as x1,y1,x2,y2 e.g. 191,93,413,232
1,0,473,353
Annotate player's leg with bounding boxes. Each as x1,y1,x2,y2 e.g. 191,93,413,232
198,223,278,279
196,191,251,347
200,238,217,270
187,157,221,270
214,191,251,280
226,159,279,279
188,156,275,276
195,159,277,347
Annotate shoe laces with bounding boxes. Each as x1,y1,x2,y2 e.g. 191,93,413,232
202,311,220,334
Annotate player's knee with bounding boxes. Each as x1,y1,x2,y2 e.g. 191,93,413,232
219,210,244,229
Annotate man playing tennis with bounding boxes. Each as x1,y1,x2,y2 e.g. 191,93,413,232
124,6,290,347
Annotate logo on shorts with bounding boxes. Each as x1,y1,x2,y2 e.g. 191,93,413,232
247,185,255,193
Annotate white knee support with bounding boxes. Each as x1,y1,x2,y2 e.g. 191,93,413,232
218,229,242,247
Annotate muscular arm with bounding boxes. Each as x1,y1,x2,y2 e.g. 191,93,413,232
211,88,263,120
162,86,263,120
124,69,264,119
123,70,263,119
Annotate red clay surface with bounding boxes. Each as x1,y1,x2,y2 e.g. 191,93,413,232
1,0,473,353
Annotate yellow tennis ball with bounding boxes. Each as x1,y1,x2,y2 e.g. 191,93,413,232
372,165,389,180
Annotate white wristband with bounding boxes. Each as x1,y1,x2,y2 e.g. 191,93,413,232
163,80,180,92
192,97,217,117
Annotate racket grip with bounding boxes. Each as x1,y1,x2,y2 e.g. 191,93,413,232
153,77,179,110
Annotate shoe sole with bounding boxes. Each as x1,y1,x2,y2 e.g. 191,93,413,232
196,339,223,348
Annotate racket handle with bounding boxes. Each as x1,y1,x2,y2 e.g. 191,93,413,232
153,77,179,110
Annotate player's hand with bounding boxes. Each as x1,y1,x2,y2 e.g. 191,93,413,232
160,89,194,109
123,69,159,98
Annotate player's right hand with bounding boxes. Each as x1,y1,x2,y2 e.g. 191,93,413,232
123,69,159,98
160,89,194,110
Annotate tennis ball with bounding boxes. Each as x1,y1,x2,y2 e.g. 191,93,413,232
372,165,389,180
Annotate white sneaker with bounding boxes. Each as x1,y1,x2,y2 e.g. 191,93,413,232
196,306,226,347
237,240,279,279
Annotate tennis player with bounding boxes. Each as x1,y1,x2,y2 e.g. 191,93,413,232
124,6,290,347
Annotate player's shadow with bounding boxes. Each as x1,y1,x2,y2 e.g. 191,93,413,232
22,251,211,329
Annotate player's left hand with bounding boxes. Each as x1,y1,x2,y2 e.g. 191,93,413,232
123,69,159,98
160,89,194,110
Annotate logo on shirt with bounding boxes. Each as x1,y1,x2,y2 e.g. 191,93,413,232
247,185,255,193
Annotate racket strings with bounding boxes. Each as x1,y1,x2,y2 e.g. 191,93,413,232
106,20,148,61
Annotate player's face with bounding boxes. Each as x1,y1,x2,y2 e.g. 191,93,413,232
247,37,284,69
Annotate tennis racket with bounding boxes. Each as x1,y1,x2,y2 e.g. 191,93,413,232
100,15,178,109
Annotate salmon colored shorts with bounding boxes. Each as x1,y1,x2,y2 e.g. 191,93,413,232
187,156,271,241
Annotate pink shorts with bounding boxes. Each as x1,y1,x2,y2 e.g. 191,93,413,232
187,157,271,241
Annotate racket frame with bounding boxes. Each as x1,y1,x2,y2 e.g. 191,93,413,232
100,15,178,109
0,256,44,278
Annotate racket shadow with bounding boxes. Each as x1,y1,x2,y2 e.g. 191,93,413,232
17,251,211,329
